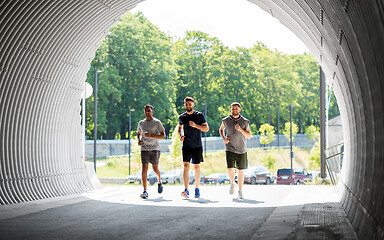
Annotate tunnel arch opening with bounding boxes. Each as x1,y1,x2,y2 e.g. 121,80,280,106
1,1,384,239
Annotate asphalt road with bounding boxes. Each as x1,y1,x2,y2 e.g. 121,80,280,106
0,185,356,240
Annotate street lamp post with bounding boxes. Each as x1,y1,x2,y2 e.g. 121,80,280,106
93,69,103,173
128,109,135,175
202,103,207,159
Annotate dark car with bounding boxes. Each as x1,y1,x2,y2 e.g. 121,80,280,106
276,168,294,185
276,168,311,185
243,166,274,185
204,173,230,184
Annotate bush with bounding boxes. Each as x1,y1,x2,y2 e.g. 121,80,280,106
260,152,276,170
168,125,182,167
308,141,320,170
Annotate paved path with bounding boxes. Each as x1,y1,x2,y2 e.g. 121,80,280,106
0,185,358,240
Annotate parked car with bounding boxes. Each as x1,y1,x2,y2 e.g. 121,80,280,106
127,170,142,184
136,170,165,185
244,166,274,185
276,167,311,185
161,169,195,184
293,167,312,184
161,169,183,184
204,173,230,184
276,168,295,185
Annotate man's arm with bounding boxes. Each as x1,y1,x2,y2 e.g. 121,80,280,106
219,122,230,144
137,132,143,146
144,131,166,139
189,121,209,132
235,124,251,139
178,124,185,141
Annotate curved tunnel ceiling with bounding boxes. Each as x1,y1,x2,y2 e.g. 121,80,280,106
1,0,384,239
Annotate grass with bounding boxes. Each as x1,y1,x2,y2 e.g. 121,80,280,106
96,147,314,178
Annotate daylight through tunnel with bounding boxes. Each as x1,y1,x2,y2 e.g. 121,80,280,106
1,1,384,239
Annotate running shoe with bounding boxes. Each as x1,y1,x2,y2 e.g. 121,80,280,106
238,190,243,199
194,188,200,198
140,191,148,199
181,189,189,198
158,182,163,194
229,183,235,195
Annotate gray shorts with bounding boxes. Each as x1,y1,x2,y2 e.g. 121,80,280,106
141,150,161,165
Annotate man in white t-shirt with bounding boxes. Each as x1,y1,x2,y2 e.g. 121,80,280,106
137,104,166,199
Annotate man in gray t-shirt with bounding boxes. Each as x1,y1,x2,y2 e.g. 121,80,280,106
219,102,251,199
137,104,166,199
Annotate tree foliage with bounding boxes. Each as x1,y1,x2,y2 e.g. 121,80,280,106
259,123,275,145
85,12,339,140
305,125,320,142
283,122,299,143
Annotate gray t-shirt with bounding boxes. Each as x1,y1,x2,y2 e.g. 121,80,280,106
222,115,250,154
137,117,165,151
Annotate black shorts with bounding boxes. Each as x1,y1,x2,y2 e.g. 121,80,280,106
226,151,248,169
182,147,204,164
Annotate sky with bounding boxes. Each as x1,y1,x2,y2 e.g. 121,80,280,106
130,0,309,55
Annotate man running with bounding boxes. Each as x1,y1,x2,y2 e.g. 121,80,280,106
137,104,166,199
219,102,251,199
178,97,209,198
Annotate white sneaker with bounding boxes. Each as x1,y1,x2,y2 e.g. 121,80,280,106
229,183,235,195
238,190,243,199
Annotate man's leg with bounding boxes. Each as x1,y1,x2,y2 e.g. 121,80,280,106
194,164,201,188
142,163,149,191
228,168,236,184
183,162,190,189
152,164,161,183
238,169,244,191
152,164,163,194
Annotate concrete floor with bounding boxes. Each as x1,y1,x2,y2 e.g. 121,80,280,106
0,185,358,240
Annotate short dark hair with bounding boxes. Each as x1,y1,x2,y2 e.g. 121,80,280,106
231,102,241,108
184,97,195,102
144,104,153,110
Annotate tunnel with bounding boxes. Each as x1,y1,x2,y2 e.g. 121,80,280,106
0,0,384,239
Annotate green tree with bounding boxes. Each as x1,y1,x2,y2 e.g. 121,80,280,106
86,12,176,139
305,125,320,142
259,123,275,146
283,122,298,143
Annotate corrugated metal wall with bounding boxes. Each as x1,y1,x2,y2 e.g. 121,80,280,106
1,0,384,239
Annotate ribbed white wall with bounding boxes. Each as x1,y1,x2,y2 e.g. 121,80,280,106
0,0,143,204
1,0,384,239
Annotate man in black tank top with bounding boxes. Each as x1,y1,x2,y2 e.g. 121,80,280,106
178,97,209,199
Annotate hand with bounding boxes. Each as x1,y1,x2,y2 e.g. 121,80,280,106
235,124,242,131
138,140,143,146
224,137,230,144
144,132,151,138
180,136,185,142
189,121,196,128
